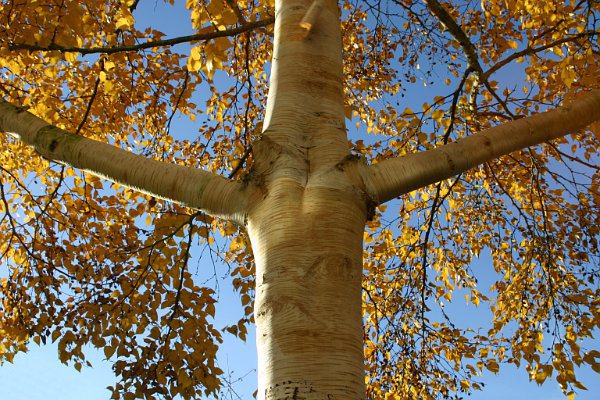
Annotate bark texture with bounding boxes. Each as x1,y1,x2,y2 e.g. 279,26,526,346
247,178,368,399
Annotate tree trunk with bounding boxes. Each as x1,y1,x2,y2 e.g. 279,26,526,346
246,0,368,397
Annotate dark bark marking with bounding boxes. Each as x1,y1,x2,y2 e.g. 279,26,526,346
366,197,377,221
48,139,59,152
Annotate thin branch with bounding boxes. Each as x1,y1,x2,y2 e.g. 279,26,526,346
423,0,482,73
228,144,253,179
129,0,141,13
423,0,517,117
482,31,600,80
547,142,600,170
228,32,256,180
8,17,275,55
76,76,101,135
165,70,190,136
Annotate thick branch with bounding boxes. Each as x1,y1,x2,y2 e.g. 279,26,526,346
8,17,274,55
363,89,600,204
0,99,248,222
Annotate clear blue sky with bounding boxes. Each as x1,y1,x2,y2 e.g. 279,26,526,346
1,2,599,399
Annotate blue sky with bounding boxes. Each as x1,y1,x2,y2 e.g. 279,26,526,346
1,1,599,399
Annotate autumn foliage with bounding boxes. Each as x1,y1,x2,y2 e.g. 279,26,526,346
0,0,599,399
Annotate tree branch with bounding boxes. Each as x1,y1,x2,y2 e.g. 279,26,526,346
8,17,275,55
482,31,599,80
423,0,482,73
423,0,515,116
0,99,250,223
362,89,600,204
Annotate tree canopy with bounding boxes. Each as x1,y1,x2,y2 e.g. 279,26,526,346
1,0,599,399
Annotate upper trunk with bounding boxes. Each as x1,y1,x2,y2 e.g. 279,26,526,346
262,0,349,173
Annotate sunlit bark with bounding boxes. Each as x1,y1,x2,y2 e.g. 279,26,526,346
247,181,367,399
262,0,349,172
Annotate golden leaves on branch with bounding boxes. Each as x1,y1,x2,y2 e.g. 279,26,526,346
187,37,231,79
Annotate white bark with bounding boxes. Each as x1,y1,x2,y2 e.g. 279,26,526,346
247,0,367,398
0,99,248,222
247,181,367,399
362,89,600,204
262,0,349,172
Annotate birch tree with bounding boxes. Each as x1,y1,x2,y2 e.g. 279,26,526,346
1,0,599,399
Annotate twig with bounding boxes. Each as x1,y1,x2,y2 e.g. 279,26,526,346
8,17,275,55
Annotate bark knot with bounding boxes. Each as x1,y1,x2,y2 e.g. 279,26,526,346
48,139,59,152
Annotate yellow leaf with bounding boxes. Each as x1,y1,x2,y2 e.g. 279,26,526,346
115,16,134,31
103,61,115,71
534,369,548,384
234,142,245,154
206,302,215,317
552,46,564,56
561,68,576,88
431,109,444,123
486,359,499,374
64,52,78,63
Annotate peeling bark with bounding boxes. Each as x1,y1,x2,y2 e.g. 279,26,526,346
247,0,367,398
